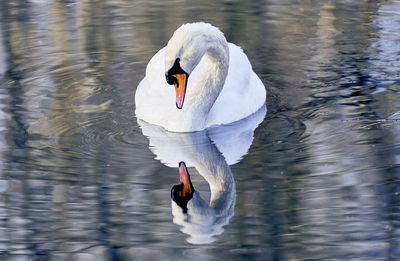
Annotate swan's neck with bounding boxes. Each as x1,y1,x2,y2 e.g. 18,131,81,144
184,39,229,130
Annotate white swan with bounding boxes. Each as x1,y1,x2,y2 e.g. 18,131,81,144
135,22,266,132
138,105,266,244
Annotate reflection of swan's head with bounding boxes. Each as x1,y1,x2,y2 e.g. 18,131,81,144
164,22,229,109
171,161,235,245
171,162,194,213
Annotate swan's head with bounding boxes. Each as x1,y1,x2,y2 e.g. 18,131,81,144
171,161,195,213
165,22,227,109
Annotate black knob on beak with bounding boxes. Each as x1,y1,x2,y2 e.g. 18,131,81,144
166,58,186,86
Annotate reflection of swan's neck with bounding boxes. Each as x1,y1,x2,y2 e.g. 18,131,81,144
188,132,236,217
192,148,235,208
185,36,229,130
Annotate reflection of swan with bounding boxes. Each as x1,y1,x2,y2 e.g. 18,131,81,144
138,106,266,244
135,22,266,132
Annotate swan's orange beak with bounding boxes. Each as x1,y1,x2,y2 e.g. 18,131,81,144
178,161,193,197
172,73,188,109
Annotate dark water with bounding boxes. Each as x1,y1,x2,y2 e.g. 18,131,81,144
0,0,400,260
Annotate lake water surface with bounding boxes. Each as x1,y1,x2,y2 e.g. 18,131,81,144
0,0,400,260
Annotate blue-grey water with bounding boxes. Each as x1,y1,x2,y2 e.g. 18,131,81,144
0,0,400,260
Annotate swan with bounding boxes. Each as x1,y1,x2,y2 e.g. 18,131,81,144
135,22,266,132
137,105,266,244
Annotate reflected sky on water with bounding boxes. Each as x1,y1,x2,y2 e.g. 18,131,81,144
0,0,400,260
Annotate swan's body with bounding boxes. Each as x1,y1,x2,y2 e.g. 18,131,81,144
135,22,266,132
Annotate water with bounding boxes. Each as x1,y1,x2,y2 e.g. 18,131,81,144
0,0,399,260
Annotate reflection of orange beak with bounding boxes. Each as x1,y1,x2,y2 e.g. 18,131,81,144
172,73,188,109
178,161,193,197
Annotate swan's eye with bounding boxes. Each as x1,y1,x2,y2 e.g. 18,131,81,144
165,73,176,85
